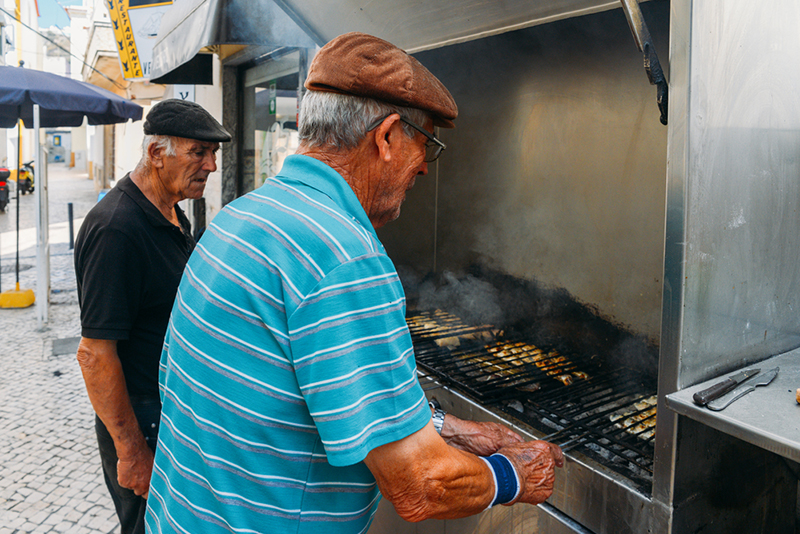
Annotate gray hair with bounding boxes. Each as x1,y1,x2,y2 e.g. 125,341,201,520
142,134,177,158
137,134,178,172
298,91,430,150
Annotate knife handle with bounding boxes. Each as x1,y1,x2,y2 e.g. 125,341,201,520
693,379,735,406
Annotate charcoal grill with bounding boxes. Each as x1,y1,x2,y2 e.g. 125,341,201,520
408,310,657,493
363,1,798,532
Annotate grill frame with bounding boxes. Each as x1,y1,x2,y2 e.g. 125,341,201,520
416,372,670,534
408,310,658,494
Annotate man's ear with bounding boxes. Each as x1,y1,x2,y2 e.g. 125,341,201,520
372,114,402,163
147,142,166,169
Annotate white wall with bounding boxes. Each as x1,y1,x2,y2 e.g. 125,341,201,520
70,123,87,171
88,124,102,185
162,56,225,224
113,109,147,183
67,5,89,81
2,0,41,166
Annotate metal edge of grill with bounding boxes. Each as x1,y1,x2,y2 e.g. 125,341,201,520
408,309,658,494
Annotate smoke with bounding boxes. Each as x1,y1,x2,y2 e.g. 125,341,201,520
608,335,659,381
416,271,504,326
397,265,660,379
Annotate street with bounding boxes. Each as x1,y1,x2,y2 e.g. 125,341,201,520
0,164,118,534
0,163,98,237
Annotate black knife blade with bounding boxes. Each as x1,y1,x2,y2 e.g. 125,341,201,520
692,368,760,406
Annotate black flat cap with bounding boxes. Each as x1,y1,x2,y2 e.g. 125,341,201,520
144,99,231,142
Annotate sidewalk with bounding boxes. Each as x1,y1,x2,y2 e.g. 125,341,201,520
0,166,118,533
0,217,85,258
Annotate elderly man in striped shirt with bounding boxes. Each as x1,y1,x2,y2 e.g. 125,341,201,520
145,32,563,534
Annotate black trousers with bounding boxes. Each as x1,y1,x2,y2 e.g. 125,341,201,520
95,398,161,534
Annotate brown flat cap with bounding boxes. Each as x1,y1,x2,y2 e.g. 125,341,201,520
144,99,232,142
305,32,458,128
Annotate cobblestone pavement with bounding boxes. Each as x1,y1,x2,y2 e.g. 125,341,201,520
0,165,118,533
0,162,99,235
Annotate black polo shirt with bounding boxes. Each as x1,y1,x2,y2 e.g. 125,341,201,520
74,174,194,398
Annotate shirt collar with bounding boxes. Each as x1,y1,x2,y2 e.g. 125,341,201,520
277,154,377,239
117,173,190,231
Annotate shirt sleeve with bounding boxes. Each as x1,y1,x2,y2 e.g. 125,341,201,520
286,253,430,467
77,226,145,340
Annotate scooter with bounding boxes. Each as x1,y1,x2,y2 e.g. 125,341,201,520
0,166,9,212
17,161,34,195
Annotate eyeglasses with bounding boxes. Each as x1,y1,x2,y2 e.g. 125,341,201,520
366,115,446,163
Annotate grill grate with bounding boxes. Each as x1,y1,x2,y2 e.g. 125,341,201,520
408,310,657,493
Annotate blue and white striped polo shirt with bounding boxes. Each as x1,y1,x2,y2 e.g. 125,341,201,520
145,155,430,534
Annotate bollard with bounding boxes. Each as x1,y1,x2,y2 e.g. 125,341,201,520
68,202,74,250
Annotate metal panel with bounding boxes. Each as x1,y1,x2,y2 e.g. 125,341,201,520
151,0,315,79
672,0,800,387
660,0,800,527
244,53,301,88
370,498,595,534
666,349,800,462
653,0,691,511
379,4,670,340
668,416,796,534
368,384,670,534
272,0,642,53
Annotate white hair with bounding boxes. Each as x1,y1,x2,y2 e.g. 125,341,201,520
298,91,430,150
136,134,178,172
142,134,178,159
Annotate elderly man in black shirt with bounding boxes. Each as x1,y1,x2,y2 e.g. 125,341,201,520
73,99,231,534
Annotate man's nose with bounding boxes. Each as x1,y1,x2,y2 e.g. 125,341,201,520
204,152,217,172
417,161,429,176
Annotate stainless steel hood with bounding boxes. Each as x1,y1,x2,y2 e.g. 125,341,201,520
150,0,316,81
271,0,632,53
151,0,652,81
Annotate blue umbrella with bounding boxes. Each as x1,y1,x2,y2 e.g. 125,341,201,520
0,65,143,128
0,64,142,315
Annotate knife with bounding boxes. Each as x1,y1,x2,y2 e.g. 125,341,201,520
692,368,760,406
706,367,779,411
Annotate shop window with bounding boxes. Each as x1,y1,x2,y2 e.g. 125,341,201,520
243,52,301,192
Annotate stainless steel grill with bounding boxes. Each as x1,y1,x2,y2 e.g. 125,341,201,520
408,310,657,493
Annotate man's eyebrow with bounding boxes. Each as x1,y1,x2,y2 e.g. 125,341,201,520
186,143,219,151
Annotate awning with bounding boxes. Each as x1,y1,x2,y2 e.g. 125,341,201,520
150,0,317,83
270,0,632,53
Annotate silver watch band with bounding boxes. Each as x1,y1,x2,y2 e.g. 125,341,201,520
429,399,446,435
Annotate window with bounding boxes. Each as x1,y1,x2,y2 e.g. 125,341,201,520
243,52,301,192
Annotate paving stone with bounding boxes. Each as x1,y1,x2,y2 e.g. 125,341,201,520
73,499,94,514
0,517,25,530
63,509,83,522
0,167,119,534
30,508,52,524
24,490,47,504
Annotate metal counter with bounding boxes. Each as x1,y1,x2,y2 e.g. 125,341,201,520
665,348,800,462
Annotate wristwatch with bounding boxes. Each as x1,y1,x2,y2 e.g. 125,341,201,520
429,397,446,435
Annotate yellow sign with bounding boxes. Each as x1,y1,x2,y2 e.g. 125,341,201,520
128,0,173,7
106,0,173,81
107,0,141,79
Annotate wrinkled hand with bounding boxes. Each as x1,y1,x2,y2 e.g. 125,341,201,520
441,415,524,456
117,444,154,497
497,440,564,506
